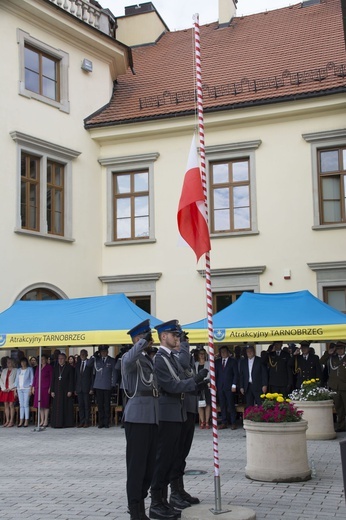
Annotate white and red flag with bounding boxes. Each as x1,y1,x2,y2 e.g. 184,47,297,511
177,136,211,261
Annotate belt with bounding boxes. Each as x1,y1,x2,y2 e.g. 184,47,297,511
134,389,159,398
161,391,185,401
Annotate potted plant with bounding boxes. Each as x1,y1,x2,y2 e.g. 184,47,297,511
289,379,336,440
243,393,311,482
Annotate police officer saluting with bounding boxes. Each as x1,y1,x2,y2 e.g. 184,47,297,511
149,320,208,520
121,320,159,520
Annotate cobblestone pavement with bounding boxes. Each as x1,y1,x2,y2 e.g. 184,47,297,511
0,422,345,520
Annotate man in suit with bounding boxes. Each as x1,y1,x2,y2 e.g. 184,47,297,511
149,320,208,520
88,345,116,429
121,319,159,520
239,345,268,407
75,349,93,428
290,341,323,390
215,346,238,430
262,341,292,397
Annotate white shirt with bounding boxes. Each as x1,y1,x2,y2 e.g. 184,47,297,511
248,357,255,383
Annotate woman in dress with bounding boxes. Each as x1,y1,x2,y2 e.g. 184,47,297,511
0,358,18,427
32,354,53,427
14,357,34,427
195,348,211,429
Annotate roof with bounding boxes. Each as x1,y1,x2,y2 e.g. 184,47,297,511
85,0,346,128
182,290,346,343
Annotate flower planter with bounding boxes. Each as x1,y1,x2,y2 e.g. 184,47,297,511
294,400,336,440
243,419,311,482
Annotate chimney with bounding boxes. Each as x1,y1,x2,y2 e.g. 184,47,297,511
219,0,238,26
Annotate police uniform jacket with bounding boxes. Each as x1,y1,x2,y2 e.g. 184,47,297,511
289,353,323,389
321,353,346,391
263,350,292,387
154,347,197,422
175,341,198,415
121,338,159,425
88,355,115,390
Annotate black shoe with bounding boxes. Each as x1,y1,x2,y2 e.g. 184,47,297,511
150,490,179,520
98,425,104,429
104,425,110,428
177,477,200,505
169,492,191,510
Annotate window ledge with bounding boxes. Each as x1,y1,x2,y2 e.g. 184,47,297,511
105,238,157,246
211,230,259,238
312,224,346,231
14,229,75,243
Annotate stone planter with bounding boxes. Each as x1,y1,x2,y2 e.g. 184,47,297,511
243,419,311,482
293,400,336,440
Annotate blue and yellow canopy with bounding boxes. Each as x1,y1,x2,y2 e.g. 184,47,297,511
0,294,162,348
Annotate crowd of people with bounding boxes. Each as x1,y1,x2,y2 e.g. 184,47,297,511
1,331,346,520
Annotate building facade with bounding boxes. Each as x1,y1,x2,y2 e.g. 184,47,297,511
1,0,346,355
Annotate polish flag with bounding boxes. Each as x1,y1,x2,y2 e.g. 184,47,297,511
177,136,211,261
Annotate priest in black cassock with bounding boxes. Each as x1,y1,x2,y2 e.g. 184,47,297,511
50,353,75,428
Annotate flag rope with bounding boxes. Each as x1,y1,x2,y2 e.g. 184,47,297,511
193,15,221,490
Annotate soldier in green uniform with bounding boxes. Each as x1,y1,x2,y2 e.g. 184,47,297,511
321,341,346,432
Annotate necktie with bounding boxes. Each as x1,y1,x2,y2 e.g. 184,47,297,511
81,360,85,372
276,351,280,356
222,359,226,369
103,357,106,363
304,356,307,360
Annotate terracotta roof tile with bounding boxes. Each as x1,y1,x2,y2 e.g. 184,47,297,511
85,0,346,127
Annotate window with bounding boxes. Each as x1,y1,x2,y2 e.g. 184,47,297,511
47,161,64,235
303,129,346,229
113,170,149,241
21,153,40,231
11,131,80,241
318,147,346,224
210,159,251,233
99,152,159,245
21,154,65,235
323,286,346,314
213,291,246,313
129,296,151,314
205,140,261,237
21,288,61,301
17,29,69,113
24,45,59,101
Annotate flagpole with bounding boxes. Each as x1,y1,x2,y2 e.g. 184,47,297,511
193,14,222,513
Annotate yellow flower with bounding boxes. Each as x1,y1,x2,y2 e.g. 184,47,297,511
311,379,316,383
260,394,266,399
266,393,272,399
276,396,284,403
286,399,291,403
272,393,279,398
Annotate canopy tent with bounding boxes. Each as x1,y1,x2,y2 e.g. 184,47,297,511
0,294,162,348
183,290,346,344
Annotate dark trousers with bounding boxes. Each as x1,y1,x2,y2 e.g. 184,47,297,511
334,390,346,430
125,422,158,505
151,421,182,491
77,391,91,425
245,383,262,408
95,388,111,426
218,388,236,425
170,412,196,481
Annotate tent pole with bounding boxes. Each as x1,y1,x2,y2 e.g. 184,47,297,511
33,346,44,432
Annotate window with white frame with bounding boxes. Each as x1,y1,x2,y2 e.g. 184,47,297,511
99,153,159,245
17,29,70,113
303,129,346,229
11,131,80,241
205,140,261,236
